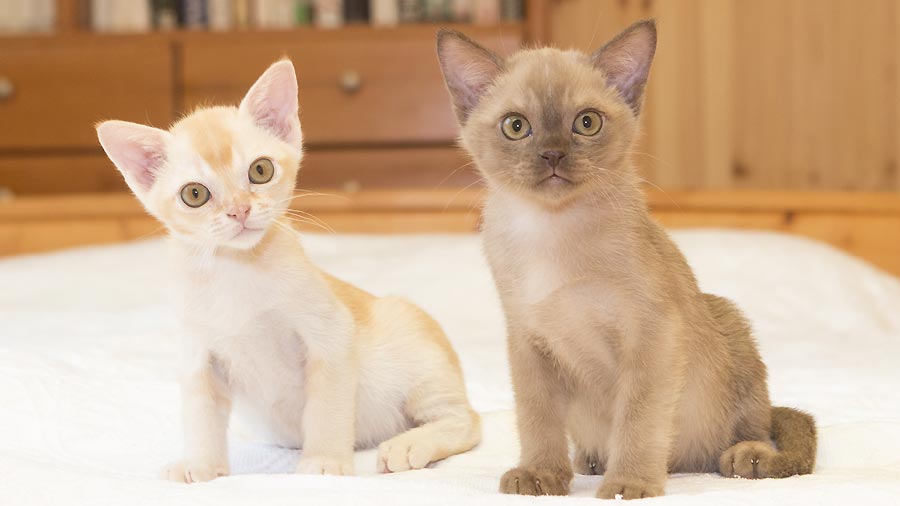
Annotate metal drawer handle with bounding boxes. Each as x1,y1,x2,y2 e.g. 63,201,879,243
0,77,14,101
339,70,362,95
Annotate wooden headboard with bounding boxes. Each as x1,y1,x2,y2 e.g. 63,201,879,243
1,189,898,277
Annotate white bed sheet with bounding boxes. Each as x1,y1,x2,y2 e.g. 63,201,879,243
1,230,899,505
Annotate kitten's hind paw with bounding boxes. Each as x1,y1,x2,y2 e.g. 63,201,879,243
161,459,228,483
499,467,571,496
377,433,437,473
720,441,777,479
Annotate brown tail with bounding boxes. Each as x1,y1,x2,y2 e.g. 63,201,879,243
768,406,817,477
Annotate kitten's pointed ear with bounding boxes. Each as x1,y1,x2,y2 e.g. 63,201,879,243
96,120,171,196
436,29,503,123
239,59,302,147
591,19,657,114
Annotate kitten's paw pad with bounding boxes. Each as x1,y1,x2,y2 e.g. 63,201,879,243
573,447,605,475
597,478,664,500
160,460,227,483
720,441,777,479
377,435,438,473
296,455,354,476
499,467,571,496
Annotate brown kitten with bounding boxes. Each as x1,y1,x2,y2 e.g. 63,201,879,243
436,20,816,500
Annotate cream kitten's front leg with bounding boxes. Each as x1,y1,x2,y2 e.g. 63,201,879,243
162,362,231,483
296,349,358,476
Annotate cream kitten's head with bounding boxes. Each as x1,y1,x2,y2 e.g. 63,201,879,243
437,21,656,208
97,60,302,250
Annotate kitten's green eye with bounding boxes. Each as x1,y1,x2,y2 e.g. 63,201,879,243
249,157,275,184
500,114,532,141
180,183,210,208
573,110,603,136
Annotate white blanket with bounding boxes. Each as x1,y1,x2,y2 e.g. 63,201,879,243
2,230,899,505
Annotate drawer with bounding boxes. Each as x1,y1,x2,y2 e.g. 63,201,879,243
181,27,522,146
301,146,478,189
0,39,173,150
0,147,478,195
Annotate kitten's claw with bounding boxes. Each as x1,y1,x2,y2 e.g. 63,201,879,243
597,477,664,500
296,455,354,476
161,459,228,483
499,467,570,496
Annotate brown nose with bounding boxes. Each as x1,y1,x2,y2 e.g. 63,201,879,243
540,150,567,169
227,205,251,224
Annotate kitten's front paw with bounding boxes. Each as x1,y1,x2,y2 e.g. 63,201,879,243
160,459,228,483
296,455,354,476
720,441,777,479
499,467,571,496
597,477,664,500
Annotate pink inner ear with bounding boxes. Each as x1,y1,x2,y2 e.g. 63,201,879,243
437,33,502,122
97,121,170,194
240,61,301,145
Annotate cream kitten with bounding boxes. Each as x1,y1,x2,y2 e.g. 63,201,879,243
437,21,816,499
97,60,480,482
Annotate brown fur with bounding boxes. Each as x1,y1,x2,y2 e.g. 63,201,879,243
436,20,817,499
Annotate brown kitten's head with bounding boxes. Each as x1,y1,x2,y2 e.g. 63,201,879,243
437,21,656,208
97,60,302,251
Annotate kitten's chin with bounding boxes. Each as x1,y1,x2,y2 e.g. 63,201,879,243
512,176,585,209
222,226,267,250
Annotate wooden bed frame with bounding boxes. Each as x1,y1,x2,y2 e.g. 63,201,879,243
1,189,899,277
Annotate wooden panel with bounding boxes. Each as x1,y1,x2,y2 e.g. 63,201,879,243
0,154,127,194
549,0,900,191
0,38,173,150
181,27,522,146
0,147,476,195
1,190,899,278
301,147,476,190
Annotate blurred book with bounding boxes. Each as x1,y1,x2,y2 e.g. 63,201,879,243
255,0,296,29
0,0,56,34
501,0,522,21
344,0,368,24
179,0,209,29
472,0,499,25
315,0,343,28
369,0,397,27
450,0,471,23
398,0,422,23
94,0,152,32
207,0,234,30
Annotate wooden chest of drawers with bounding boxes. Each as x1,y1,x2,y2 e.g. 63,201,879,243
0,26,523,195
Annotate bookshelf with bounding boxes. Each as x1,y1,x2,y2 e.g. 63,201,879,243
0,0,549,195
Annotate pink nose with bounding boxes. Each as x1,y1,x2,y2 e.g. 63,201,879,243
227,205,251,224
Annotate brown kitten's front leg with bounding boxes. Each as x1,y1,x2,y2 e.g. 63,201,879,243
162,362,232,483
597,344,676,500
500,330,573,496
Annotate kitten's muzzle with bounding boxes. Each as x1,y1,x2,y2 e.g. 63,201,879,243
226,205,251,225
540,150,567,169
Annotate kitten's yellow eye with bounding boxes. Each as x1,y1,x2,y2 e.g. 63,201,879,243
501,114,532,140
180,183,210,208
249,158,275,184
573,110,603,136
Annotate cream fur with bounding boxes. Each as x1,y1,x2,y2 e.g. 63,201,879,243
97,60,480,483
